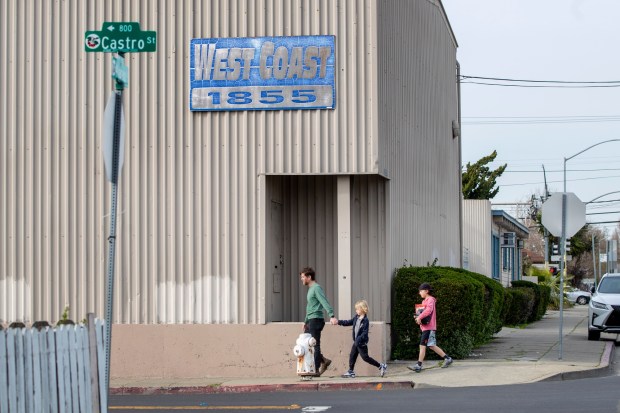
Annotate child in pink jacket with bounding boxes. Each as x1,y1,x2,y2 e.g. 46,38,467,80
408,283,453,373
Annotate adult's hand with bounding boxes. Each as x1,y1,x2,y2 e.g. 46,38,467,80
330,317,338,325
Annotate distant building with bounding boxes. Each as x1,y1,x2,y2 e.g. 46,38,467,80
462,200,529,286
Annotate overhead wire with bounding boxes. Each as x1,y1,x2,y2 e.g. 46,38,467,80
460,75,620,88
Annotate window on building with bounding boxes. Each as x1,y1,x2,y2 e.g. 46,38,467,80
492,235,500,279
502,247,513,273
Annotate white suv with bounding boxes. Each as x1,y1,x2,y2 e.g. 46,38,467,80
588,272,620,341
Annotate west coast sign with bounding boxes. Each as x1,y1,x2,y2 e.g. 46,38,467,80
189,36,335,111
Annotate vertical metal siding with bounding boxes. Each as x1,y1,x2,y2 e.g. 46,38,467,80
351,176,388,321
462,200,493,277
377,0,461,276
0,0,381,324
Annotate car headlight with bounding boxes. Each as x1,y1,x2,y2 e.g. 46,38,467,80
591,300,608,310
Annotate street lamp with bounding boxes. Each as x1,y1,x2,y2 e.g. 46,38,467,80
586,191,620,289
559,139,620,359
587,191,620,204
563,139,620,192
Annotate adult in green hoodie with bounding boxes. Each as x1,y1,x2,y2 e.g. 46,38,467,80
300,267,338,376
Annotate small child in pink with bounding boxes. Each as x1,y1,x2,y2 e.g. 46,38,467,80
408,283,453,373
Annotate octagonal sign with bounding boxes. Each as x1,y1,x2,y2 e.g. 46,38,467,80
541,192,586,237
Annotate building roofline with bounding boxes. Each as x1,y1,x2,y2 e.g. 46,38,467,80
492,209,529,237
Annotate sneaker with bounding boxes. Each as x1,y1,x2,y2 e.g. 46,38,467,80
407,364,422,373
379,363,388,377
441,357,453,368
318,357,332,376
341,370,356,378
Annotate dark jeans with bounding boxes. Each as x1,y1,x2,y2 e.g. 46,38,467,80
306,318,325,370
349,342,380,370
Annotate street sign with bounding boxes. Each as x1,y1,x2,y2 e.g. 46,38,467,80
112,55,129,87
541,192,586,238
85,22,156,53
102,92,125,182
551,255,572,262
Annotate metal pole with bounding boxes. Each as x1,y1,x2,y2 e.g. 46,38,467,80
559,193,566,359
598,240,602,287
592,234,597,287
104,88,123,391
542,165,550,270
558,158,567,360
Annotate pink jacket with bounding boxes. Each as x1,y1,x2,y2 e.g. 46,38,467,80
417,296,437,331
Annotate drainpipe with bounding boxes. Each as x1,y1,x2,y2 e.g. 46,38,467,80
457,61,463,268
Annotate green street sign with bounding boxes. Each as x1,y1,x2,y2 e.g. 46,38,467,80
112,55,129,88
85,22,156,53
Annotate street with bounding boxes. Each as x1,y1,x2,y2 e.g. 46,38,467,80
110,338,620,413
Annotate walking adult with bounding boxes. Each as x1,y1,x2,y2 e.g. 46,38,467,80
300,267,338,376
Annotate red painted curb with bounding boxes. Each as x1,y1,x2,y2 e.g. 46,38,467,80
318,381,414,391
110,380,415,395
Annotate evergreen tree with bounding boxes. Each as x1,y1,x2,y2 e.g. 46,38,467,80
462,150,507,199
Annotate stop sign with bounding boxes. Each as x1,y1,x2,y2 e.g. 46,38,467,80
541,192,586,237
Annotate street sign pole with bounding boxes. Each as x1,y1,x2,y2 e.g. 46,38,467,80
103,50,131,392
541,191,586,361
86,22,156,403
104,73,124,391
558,193,567,360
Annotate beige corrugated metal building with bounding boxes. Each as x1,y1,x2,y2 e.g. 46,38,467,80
1,0,461,377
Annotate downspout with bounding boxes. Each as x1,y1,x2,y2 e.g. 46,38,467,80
457,61,463,268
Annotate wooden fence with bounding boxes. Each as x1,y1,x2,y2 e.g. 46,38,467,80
0,314,107,413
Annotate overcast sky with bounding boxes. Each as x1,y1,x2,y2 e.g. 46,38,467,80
442,0,620,231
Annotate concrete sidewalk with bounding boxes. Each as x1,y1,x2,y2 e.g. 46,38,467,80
110,305,617,394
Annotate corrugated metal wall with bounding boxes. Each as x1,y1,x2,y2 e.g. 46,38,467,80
0,0,382,324
265,175,388,322
462,200,493,277
377,0,461,275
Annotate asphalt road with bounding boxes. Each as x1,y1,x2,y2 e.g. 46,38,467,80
110,339,620,413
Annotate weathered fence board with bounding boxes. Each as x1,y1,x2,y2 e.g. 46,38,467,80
95,320,108,413
0,318,106,413
0,332,9,413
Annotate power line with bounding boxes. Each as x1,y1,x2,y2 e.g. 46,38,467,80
463,118,620,125
500,175,620,187
501,168,620,173
460,75,620,84
461,81,620,88
459,75,620,89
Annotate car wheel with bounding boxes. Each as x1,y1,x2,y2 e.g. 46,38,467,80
588,329,600,341
576,296,588,305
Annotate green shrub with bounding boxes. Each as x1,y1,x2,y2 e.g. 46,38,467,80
443,267,505,338
511,280,545,321
500,288,514,325
504,287,535,326
538,284,551,313
391,266,485,360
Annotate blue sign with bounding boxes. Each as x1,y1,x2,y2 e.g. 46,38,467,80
189,36,335,111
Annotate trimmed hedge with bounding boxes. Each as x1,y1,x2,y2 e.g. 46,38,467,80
511,280,542,321
538,285,551,314
441,267,505,339
500,288,514,325
504,287,536,326
392,267,486,360
391,266,547,360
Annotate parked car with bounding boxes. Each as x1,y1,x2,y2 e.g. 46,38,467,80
588,273,620,341
566,288,590,305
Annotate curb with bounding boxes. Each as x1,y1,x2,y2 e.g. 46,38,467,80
110,380,415,395
541,341,615,382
